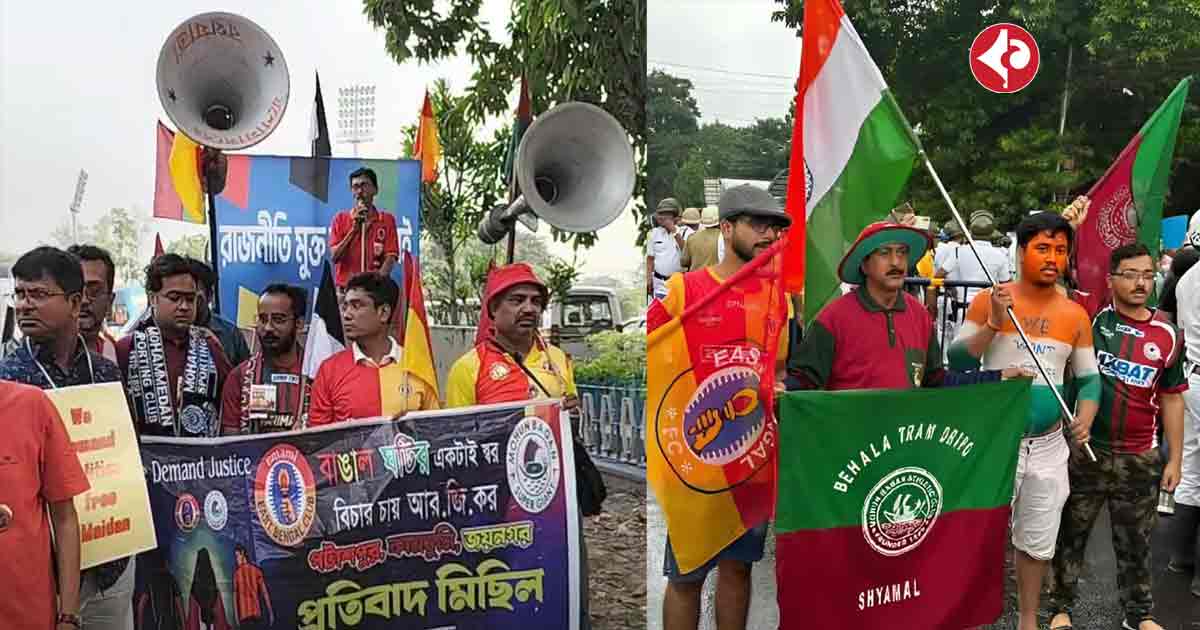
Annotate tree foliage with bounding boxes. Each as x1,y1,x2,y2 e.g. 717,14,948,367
363,0,647,248
770,0,1200,231
49,208,149,286
165,234,211,263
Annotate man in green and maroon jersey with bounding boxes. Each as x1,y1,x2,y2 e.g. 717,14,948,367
1049,243,1186,630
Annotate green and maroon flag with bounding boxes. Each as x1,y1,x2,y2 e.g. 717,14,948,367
1075,76,1192,306
776,380,1029,629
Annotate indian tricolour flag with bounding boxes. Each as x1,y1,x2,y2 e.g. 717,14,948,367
775,381,1029,629
784,0,921,322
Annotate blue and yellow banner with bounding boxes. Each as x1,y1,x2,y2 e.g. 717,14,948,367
213,156,421,324
135,400,579,630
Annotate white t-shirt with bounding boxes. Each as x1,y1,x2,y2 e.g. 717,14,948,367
940,242,1011,303
1176,263,1200,364
647,225,691,295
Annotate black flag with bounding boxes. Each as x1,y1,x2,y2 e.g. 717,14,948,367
302,261,345,379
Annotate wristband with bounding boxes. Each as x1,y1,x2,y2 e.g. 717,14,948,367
57,613,81,628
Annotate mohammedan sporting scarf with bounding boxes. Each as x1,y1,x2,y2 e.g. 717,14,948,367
238,351,311,434
126,325,219,437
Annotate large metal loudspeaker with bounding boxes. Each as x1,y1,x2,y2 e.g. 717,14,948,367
478,102,635,244
156,12,289,150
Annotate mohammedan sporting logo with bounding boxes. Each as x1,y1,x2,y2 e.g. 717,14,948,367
175,493,200,532
656,358,776,494
204,490,228,532
506,417,561,514
862,467,943,557
254,444,317,547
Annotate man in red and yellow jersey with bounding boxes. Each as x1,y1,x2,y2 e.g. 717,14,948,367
446,263,578,408
310,272,438,425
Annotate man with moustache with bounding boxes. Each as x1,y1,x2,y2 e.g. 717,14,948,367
309,272,438,425
786,221,1021,391
657,185,790,630
1048,244,1185,630
950,212,1100,630
68,245,119,363
116,254,233,438
220,285,311,435
328,168,401,293
0,247,131,629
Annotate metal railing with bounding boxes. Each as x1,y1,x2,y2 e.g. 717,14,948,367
903,277,992,352
577,381,646,469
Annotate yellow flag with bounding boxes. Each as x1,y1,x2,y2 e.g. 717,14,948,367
168,131,205,223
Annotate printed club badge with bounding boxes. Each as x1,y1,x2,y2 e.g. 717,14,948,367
175,493,201,532
1144,342,1162,362
654,346,777,493
506,417,561,514
253,444,317,547
862,467,943,557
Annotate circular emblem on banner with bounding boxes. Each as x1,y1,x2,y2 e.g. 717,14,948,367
862,467,943,557
180,405,209,436
0,504,13,533
204,490,228,531
1144,342,1162,362
175,493,201,532
506,417,561,514
804,160,814,203
490,363,511,381
253,444,317,547
1097,185,1137,249
655,356,776,494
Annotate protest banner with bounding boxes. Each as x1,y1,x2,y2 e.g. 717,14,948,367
775,380,1030,629
44,382,157,569
136,399,579,630
206,155,421,325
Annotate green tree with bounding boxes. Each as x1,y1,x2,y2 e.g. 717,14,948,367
49,208,149,285
771,0,1200,229
364,0,647,248
648,70,702,211
165,234,210,262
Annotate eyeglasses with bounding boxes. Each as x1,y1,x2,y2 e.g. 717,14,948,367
1110,271,1156,282
738,216,788,235
158,291,197,305
82,284,108,300
256,313,295,326
13,288,67,305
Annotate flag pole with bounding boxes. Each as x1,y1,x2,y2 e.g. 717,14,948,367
206,188,221,316
920,152,1097,462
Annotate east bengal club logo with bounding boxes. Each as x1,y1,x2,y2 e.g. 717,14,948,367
175,493,201,532
655,353,776,493
862,467,943,557
254,444,317,547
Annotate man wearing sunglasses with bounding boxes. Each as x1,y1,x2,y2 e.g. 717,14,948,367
220,284,311,435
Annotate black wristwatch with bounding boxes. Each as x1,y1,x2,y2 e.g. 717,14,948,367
57,613,81,628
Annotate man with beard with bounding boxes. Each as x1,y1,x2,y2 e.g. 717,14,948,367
187,259,250,369
950,212,1100,630
657,185,790,630
1048,244,1185,630
116,254,232,438
309,272,438,424
220,285,311,435
0,248,109,630
68,245,119,363
328,168,400,292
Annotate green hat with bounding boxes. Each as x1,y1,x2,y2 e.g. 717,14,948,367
838,222,932,285
656,198,682,215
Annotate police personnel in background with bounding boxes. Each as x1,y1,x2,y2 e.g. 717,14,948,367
647,198,692,300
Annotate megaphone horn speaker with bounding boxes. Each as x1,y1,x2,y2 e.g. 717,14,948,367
478,102,635,244
157,12,290,150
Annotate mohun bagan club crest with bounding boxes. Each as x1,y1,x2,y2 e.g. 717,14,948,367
506,417,561,514
862,467,943,557
253,444,317,547
656,359,776,493
1097,184,1138,249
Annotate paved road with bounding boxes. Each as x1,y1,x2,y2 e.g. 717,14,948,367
646,491,1199,629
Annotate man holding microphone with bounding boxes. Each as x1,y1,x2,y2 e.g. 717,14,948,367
329,168,401,295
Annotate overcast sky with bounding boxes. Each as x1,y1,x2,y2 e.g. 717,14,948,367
0,0,640,280
649,0,801,127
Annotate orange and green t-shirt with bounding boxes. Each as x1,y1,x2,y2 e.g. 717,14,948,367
950,288,1100,435
309,338,439,425
445,341,576,408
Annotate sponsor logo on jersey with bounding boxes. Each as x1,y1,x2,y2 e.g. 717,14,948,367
1115,323,1145,338
1097,350,1157,388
